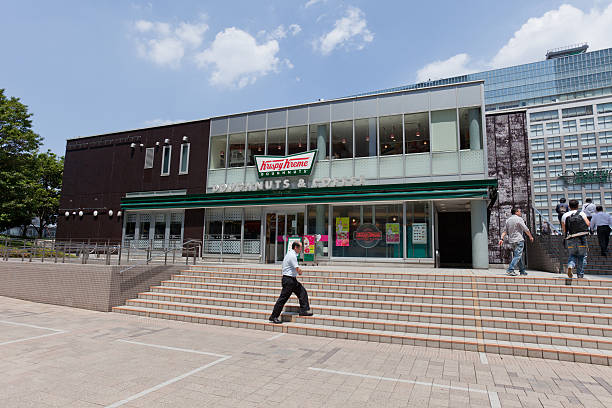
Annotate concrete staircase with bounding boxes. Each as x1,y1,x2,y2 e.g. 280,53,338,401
113,265,612,365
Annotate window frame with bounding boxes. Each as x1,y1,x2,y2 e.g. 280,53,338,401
179,143,190,175
161,145,172,176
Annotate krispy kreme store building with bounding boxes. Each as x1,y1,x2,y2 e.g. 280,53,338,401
121,81,497,268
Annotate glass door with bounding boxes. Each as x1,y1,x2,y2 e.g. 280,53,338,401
264,208,305,263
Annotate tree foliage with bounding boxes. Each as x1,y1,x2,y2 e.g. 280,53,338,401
0,89,63,236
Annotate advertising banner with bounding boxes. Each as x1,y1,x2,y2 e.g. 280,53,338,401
303,235,315,262
354,223,382,248
287,236,302,257
385,223,400,244
412,223,428,244
335,217,349,247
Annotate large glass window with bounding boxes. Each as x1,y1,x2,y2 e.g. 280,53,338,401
535,195,548,207
222,208,241,254
534,180,547,193
600,131,612,144
406,202,431,258
125,214,136,240
545,122,560,135
599,115,612,129
309,123,330,160
169,213,182,240
404,112,430,153
266,128,286,156
548,165,562,177
563,120,577,132
564,134,578,147
379,115,403,155
332,203,404,258
530,124,543,136
431,109,458,151
548,150,562,163
530,110,558,122
154,214,166,240
459,107,482,150
547,137,561,149
562,105,593,118
533,166,546,178
331,120,353,159
246,131,265,166
243,208,261,254
210,135,227,169
549,179,564,192
139,215,151,240
597,102,612,115
204,209,222,254
582,147,597,161
601,146,612,159
307,204,329,257
354,118,377,157
228,133,245,167
530,138,544,150
565,149,579,161
531,152,545,164
287,126,308,155
581,133,597,146
579,118,595,131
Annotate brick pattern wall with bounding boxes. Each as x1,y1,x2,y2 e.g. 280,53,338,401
486,112,532,264
0,262,183,311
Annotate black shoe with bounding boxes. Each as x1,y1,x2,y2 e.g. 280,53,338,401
299,310,314,317
269,317,282,324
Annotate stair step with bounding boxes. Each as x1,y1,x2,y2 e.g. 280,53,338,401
171,274,612,295
190,266,612,287
148,285,612,314
112,305,612,365
135,293,612,337
161,280,612,305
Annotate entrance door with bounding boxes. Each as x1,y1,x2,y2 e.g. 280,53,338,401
437,212,472,267
265,210,305,263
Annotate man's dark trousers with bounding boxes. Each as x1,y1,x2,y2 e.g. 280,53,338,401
598,225,611,255
270,276,310,319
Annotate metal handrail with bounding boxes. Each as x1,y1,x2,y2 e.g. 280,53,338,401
119,239,202,274
533,207,561,235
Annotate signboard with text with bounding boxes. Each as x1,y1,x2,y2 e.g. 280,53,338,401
254,150,317,178
354,223,382,248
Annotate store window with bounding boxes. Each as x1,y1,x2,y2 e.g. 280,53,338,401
406,202,431,258
243,208,261,254
139,214,151,240
354,118,377,157
379,115,403,155
307,204,329,257
309,123,330,160
267,128,286,156
125,214,136,240
332,203,404,259
169,213,183,240
287,126,308,155
210,135,227,169
204,209,223,254
404,112,430,154
459,107,482,150
223,208,242,254
331,120,353,159
246,131,265,166
431,109,458,151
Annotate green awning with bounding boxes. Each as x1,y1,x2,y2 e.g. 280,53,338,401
121,179,497,210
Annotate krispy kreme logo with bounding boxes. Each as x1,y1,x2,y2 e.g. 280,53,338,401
255,150,317,178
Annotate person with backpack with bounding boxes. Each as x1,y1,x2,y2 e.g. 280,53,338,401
582,197,597,221
555,198,569,225
561,199,590,278
498,208,534,276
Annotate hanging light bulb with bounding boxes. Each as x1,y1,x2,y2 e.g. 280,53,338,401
365,136,370,142
341,138,347,144
108,210,114,217
93,210,98,217
65,211,70,217
78,210,83,217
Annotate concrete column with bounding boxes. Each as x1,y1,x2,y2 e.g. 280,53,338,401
469,108,481,150
368,118,377,156
317,125,327,160
470,200,489,269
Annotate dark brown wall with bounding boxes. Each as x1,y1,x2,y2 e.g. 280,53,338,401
57,120,210,241
486,112,532,264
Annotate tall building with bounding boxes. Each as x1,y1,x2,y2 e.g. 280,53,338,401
364,45,612,230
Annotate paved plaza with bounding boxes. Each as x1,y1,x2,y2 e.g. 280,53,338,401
0,295,611,407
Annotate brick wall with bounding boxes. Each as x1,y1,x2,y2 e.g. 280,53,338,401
0,262,183,311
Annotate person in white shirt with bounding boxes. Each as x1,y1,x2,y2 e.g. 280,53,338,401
591,205,612,256
561,199,590,278
269,241,313,324
582,197,597,221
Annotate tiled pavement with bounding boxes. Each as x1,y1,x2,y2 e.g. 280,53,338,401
1,296,612,407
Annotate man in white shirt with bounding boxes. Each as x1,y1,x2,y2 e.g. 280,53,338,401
591,205,612,256
582,197,597,221
562,199,590,278
269,241,313,324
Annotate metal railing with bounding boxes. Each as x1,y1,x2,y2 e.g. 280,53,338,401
0,237,202,267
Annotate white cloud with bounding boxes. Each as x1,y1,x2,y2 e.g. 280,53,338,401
316,6,373,55
133,19,208,68
305,0,326,8
263,24,302,41
490,3,612,68
415,3,612,82
195,27,281,88
289,24,302,36
143,118,186,127
415,53,481,82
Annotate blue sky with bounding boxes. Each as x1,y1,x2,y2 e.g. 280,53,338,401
2,0,612,155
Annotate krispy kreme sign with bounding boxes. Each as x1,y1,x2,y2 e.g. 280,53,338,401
255,150,317,178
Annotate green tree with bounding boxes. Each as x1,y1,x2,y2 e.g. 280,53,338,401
0,88,43,232
25,151,64,237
